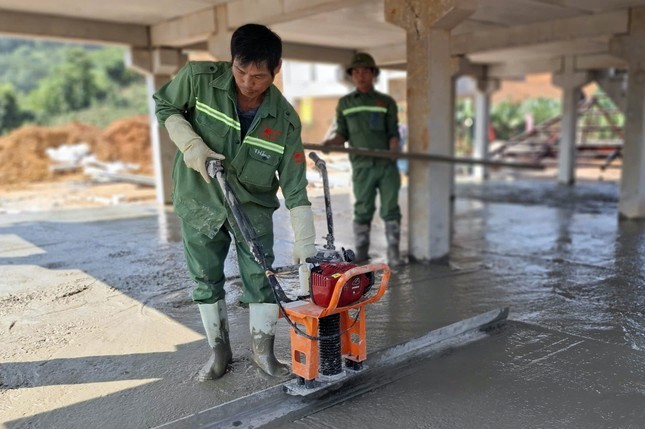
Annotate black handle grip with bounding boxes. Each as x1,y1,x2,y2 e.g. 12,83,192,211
308,151,326,169
205,158,224,179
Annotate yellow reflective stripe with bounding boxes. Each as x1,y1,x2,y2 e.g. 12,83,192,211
195,99,241,130
244,136,285,154
342,106,388,116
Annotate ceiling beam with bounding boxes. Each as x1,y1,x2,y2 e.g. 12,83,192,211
282,42,354,64
178,40,355,65
0,9,148,47
488,52,627,79
364,43,406,67
488,58,562,78
575,53,627,70
468,37,611,63
227,0,372,28
451,9,629,55
150,7,217,48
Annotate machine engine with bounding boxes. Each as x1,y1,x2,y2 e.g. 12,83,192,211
310,262,374,307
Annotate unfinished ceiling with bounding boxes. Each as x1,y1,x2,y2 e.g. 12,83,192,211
0,0,643,77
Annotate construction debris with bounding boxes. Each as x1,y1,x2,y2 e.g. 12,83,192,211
491,95,624,169
0,116,153,187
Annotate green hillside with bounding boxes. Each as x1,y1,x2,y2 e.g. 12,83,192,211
0,38,147,134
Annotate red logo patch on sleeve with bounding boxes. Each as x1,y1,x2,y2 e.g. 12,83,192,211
293,151,305,164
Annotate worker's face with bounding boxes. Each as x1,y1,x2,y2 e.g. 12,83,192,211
232,58,281,99
351,67,375,93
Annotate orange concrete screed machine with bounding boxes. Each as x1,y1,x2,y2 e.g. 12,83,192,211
206,152,389,396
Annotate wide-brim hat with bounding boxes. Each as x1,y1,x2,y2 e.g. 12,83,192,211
346,52,380,77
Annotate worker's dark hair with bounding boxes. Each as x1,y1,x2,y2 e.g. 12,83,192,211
230,23,282,76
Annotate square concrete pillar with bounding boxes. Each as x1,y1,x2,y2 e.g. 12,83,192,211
385,0,476,263
610,13,645,218
473,78,500,181
406,29,454,263
127,48,187,205
552,57,591,186
616,65,645,218
146,74,177,205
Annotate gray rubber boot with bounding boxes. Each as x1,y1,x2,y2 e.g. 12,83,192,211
353,222,371,263
197,300,233,381
385,220,401,266
249,303,290,377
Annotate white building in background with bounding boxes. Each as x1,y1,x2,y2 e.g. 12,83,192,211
281,60,404,102
281,60,408,141
282,60,476,102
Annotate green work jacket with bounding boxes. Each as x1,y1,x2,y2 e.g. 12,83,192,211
335,88,400,168
153,61,310,238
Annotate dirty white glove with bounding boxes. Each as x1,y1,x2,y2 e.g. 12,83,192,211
290,205,317,264
165,114,225,183
298,263,312,295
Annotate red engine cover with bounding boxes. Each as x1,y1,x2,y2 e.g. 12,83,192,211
310,262,373,307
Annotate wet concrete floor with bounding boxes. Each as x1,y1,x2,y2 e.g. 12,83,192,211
1,177,645,428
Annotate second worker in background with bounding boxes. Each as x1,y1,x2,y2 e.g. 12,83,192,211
321,52,402,266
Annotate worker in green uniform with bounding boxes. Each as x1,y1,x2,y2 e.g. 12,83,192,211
153,24,317,381
321,52,401,266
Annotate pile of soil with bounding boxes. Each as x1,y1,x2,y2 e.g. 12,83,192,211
93,116,153,175
0,115,152,187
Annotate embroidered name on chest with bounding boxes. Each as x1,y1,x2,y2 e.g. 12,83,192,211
254,148,271,160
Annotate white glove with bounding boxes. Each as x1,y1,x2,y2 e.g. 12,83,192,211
165,114,225,183
290,206,317,264
298,263,312,295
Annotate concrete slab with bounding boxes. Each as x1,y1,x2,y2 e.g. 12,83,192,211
1,177,644,428
273,321,645,429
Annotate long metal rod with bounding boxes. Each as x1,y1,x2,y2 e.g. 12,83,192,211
303,143,544,170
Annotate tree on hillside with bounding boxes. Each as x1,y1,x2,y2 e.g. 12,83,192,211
0,39,71,94
0,83,32,134
89,46,143,88
25,47,102,119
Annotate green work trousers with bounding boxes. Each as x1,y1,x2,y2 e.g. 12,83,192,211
180,217,275,305
351,161,401,225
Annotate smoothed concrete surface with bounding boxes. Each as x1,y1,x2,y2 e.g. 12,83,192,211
1,177,644,428
275,321,645,429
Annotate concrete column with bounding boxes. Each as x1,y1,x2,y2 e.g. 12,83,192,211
127,48,187,204
207,4,231,60
610,16,645,218
472,78,499,180
407,29,453,263
386,0,476,263
147,74,175,205
619,69,645,218
552,57,591,186
609,7,645,218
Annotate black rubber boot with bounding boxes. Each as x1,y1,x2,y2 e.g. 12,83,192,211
353,222,371,262
385,220,401,266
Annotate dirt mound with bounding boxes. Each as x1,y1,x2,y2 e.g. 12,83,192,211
94,115,153,175
0,116,152,186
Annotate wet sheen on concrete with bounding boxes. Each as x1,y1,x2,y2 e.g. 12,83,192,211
277,178,645,429
274,322,645,429
2,177,645,428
